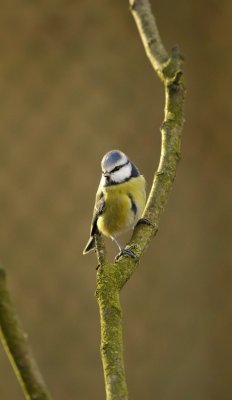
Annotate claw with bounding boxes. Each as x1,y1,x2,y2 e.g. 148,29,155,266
115,247,138,262
135,218,152,227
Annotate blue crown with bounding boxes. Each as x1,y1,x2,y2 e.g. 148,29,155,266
101,150,126,171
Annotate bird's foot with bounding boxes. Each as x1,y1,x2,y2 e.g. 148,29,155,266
115,246,138,262
135,217,153,227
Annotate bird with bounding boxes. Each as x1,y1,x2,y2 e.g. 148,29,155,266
83,150,146,258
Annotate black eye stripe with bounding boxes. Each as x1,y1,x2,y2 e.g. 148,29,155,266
110,160,129,173
111,165,121,173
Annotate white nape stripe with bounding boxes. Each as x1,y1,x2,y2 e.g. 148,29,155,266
111,162,132,183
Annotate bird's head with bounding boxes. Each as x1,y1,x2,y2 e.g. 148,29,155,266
100,150,140,186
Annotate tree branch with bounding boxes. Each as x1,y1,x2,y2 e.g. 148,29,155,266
0,266,52,400
95,1,185,399
96,265,127,400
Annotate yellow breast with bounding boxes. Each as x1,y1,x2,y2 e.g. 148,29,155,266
97,175,146,238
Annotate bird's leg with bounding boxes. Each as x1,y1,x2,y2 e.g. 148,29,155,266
111,236,138,261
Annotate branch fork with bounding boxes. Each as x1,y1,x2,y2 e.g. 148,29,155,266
96,1,185,399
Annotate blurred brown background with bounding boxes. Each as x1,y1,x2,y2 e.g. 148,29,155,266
0,1,231,399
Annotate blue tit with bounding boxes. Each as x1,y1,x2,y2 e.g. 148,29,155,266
83,150,146,258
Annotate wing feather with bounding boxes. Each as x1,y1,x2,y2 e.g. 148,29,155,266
90,190,106,236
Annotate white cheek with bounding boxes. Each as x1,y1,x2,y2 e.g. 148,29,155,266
100,175,106,187
111,163,132,183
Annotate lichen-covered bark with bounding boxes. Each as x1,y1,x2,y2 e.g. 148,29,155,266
96,267,127,400
95,1,185,399
0,267,52,400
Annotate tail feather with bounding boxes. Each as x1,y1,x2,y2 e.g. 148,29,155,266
83,236,95,254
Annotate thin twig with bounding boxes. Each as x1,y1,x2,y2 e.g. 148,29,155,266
0,266,52,400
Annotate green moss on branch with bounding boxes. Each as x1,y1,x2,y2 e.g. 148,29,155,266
0,266,52,400
96,269,127,400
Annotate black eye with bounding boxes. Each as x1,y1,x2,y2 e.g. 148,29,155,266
111,165,121,173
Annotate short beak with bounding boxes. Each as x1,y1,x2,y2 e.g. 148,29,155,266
103,172,110,178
